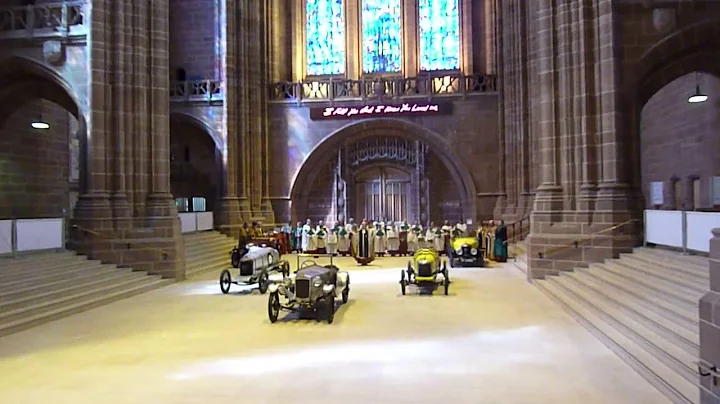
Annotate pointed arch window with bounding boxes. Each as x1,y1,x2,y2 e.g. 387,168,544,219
305,0,346,76
418,0,461,71
360,0,403,74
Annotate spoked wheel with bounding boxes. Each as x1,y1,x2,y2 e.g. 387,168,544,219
219,269,232,294
443,267,450,296
342,276,350,304
230,250,240,268
326,295,335,324
258,271,270,294
400,270,407,295
268,292,280,323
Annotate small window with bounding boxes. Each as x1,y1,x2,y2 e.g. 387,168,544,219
192,197,207,212
175,198,189,212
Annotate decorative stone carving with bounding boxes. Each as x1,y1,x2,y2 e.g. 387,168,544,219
43,40,65,65
652,8,676,34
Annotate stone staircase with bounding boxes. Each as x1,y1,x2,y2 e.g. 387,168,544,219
183,231,237,277
509,240,527,272
536,247,707,404
0,251,173,337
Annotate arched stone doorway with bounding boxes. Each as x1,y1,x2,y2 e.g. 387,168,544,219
290,119,477,225
627,20,720,213
169,113,222,214
0,56,85,220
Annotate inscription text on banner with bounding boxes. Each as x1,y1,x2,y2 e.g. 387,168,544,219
309,102,453,120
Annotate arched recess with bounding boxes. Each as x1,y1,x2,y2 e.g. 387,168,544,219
169,112,223,213
625,19,720,211
290,118,477,222
0,55,86,219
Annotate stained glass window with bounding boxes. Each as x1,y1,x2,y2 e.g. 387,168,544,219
418,0,461,71
306,0,345,76
361,0,403,74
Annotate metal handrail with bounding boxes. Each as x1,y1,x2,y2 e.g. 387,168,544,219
536,219,639,259
505,214,531,245
698,359,720,387
72,224,169,260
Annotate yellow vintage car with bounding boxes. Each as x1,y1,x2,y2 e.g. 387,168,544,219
399,248,450,295
448,236,484,267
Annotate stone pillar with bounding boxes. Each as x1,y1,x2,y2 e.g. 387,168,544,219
111,0,131,228
699,228,720,403
216,0,243,235
72,0,113,235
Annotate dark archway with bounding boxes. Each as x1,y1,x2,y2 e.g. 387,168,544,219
0,56,85,220
290,119,477,223
626,19,720,212
170,112,223,213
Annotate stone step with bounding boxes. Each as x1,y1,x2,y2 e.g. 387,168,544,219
0,270,149,312
582,266,697,331
629,251,708,279
636,248,709,271
0,262,112,292
597,262,702,308
0,254,91,276
184,237,236,249
185,243,233,260
611,258,708,294
0,277,172,337
186,255,229,278
619,254,708,285
0,250,80,267
0,265,133,301
536,278,699,404
0,273,169,326
565,271,698,354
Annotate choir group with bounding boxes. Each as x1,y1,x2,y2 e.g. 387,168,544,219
282,218,509,262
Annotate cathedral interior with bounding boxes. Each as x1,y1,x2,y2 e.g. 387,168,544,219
1,0,720,403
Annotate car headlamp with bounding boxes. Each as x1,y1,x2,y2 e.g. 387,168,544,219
312,276,322,287
456,248,462,255
471,248,478,255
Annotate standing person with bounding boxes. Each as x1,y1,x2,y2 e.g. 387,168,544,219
433,223,444,253
485,220,496,261
352,220,375,265
398,220,410,256
494,220,508,262
292,221,303,252
337,222,350,256
315,220,328,254
301,219,314,253
374,222,387,257
386,223,399,255
441,220,453,254
327,222,339,255
425,222,436,252
408,220,422,254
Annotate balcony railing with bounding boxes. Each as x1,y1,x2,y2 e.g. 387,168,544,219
269,73,497,103
170,80,223,103
0,1,87,40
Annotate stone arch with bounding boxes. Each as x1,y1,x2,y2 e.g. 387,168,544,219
625,19,720,206
290,118,478,222
0,55,82,121
170,112,222,151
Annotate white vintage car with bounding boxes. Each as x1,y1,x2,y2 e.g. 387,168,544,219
219,245,289,294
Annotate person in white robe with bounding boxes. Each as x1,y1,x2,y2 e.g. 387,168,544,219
326,222,339,255
301,219,314,252
315,220,328,253
374,222,387,256
433,225,444,252
386,223,399,254
425,223,436,252
409,221,423,253
441,220,453,253
337,222,349,255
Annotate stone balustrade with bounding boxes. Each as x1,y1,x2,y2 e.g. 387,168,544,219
269,73,497,103
0,1,86,40
169,80,223,103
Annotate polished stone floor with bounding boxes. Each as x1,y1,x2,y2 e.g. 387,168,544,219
0,255,669,404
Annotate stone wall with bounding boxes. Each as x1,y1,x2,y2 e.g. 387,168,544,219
169,0,220,80
267,96,500,223
0,100,73,219
640,73,720,210
700,229,720,403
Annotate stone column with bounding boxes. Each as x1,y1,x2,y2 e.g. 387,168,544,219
111,0,131,228
216,0,243,235
72,0,112,233
699,228,720,403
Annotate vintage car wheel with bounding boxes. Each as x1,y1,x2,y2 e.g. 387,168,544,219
258,271,270,294
230,249,240,268
400,270,407,295
341,277,350,303
268,292,280,323
326,295,335,324
443,269,450,296
219,269,232,294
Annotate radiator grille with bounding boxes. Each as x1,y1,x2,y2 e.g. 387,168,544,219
418,262,432,277
296,279,310,298
240,262,254,276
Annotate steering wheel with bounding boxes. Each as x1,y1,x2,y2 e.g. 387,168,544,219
300,260,317,268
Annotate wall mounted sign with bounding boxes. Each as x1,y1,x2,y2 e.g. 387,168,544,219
309,102,453,120
650,181,664,206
